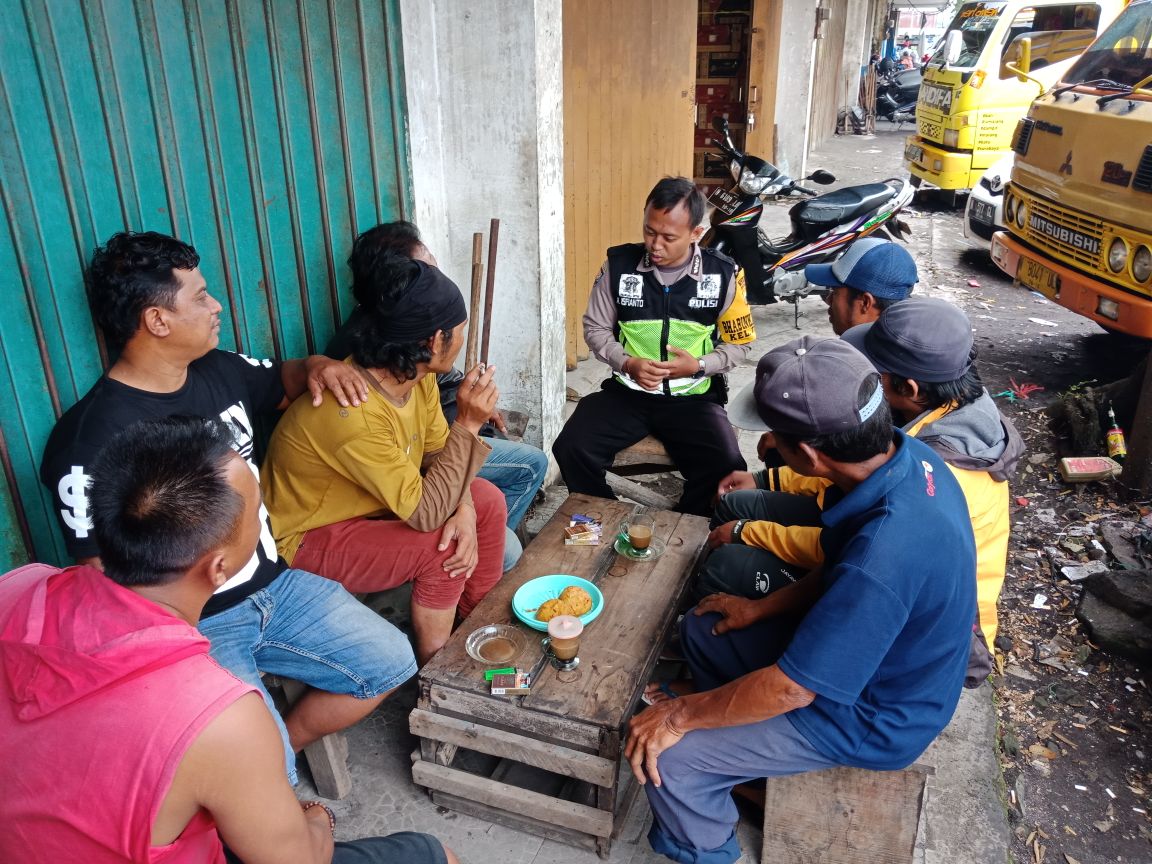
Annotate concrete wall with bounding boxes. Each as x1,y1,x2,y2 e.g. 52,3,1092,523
772,0,818,177
398,0,566,452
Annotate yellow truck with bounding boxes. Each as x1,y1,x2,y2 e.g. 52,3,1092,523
904,1,1125,201
992,0,1152,336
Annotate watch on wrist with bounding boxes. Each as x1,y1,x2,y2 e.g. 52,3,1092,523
691,357,707,379
731,519,747,544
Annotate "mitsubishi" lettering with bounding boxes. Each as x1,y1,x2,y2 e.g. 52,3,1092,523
1028,214,1101,256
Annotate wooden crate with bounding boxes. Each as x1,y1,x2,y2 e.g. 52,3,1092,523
412,494,710,857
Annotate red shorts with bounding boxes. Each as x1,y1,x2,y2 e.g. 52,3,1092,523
292,478,506,618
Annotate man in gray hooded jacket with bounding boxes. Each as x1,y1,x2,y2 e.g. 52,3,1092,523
703,297,1022,654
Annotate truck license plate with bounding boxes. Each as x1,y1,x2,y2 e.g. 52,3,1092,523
709,187,741,216
904,143,924,164
1016,257,1060,298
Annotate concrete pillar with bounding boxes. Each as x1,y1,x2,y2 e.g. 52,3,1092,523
772,0,818,177
399,0,565,452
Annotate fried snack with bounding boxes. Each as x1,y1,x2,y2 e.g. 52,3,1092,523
559,585,592,616
535,598,565,622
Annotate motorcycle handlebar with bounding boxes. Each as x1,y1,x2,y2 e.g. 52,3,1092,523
793,184,819,196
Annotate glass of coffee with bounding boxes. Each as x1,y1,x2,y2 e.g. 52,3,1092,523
545,615,583,670
627,514,655,553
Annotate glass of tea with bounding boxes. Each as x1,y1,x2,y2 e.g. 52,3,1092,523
627,514,655,553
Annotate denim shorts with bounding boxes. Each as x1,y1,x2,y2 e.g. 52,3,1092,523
199,568,417,783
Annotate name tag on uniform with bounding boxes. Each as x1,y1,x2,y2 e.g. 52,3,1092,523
618,274,644,307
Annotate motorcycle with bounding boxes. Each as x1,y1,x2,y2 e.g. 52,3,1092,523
701,116,914,313
875,65,922,123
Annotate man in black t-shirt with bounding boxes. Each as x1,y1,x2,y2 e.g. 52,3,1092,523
40,231,417,783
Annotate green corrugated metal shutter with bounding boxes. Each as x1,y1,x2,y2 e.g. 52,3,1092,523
0,0,411,569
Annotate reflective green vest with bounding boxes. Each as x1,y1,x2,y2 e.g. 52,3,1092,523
608,243,737,397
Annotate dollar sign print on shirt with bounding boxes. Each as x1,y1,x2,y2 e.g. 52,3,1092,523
57,466,92,538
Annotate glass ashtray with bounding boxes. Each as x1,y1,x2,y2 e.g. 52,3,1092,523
464,624,525,665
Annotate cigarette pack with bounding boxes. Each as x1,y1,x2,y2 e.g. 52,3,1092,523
490,671,532,695
1058,456,1122,482
564,513,603,546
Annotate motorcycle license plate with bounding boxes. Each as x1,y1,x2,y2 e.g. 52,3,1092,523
969,200,994,226
904,143,924,165
1016,258,1060,298
710,187,741,216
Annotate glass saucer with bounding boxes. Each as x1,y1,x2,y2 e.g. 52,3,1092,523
613,535,666,561
464,624,525,665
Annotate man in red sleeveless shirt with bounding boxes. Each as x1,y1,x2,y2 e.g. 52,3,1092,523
0,417,457,864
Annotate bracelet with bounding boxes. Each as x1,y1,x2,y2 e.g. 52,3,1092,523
301,800,336,837
731,519,747,545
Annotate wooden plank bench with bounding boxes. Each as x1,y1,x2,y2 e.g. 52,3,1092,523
760,762,934,864
263,675,353,800
606,436,677,509
411,493,710,857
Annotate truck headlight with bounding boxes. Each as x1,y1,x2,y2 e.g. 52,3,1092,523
1134,246,1152,282
1004,194,1015,224
1108,238,1128,273
944,128,959,148
1015,200,1028,229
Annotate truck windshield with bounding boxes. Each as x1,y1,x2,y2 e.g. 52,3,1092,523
931,2,1008,70
1064,3,1152,86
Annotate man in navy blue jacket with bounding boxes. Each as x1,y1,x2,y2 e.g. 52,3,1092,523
626,336,977,864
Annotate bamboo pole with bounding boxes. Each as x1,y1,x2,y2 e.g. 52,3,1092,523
465,232,483,370
480,218,500,364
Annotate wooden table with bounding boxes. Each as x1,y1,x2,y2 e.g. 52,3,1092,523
410,493,710,857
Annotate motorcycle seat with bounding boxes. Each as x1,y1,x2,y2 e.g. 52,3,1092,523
792,183,894,228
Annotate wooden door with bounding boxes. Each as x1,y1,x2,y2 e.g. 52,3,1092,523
562,0,697,367
744,0,783,163
809,0,849,148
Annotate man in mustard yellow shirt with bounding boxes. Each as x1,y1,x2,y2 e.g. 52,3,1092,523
263,256,505,664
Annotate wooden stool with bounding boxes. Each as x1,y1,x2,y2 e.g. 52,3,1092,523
760,763,933,863
264,674,353,800
606,436,677,509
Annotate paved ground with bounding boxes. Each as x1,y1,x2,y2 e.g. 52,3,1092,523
299,123,1012,864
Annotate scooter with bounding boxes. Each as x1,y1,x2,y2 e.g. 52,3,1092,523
702,116,914,314
875,65,921,124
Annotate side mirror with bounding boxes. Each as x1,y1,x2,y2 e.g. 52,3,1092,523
944,30,964,65
808,170,836,185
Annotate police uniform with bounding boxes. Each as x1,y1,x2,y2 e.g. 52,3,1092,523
552,243,755,517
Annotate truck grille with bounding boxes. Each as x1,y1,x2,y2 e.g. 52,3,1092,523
1133,145,1152,193
1012,118,1034,156
1023,196,1104,269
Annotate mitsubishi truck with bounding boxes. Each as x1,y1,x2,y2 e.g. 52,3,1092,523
991,0,1152,336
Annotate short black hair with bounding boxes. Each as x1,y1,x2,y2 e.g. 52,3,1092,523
89,416,245,587
87,232,201,351
645,177,706,228
347,252,447,380
847,289,902,313
775,376,894,463
348,221,425,308
888,362,985,412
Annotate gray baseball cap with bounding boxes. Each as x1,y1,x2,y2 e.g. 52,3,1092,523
840,297,974,383
728,336,885,435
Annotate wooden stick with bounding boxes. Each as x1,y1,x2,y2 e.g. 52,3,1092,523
480,218,500,365
466,232,483,370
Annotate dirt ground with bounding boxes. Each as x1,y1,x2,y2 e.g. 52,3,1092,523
910,192,1152,864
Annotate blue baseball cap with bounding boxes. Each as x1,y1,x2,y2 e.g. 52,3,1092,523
805,238,918,301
